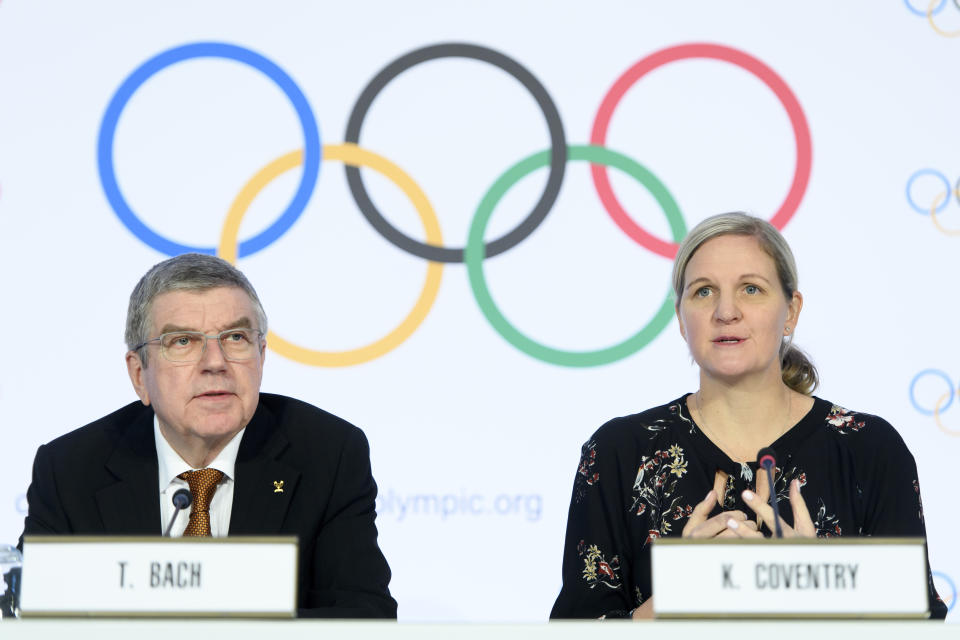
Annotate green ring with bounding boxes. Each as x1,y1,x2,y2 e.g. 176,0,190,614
465,144,687,367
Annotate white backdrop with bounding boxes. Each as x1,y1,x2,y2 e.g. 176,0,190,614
0,0,958,622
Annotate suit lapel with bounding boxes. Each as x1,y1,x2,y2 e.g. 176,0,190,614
97,407,162,534
229,403,300,534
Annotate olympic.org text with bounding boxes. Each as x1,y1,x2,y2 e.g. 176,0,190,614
377,489,542,522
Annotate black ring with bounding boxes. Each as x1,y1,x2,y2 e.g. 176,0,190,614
344,43,567,263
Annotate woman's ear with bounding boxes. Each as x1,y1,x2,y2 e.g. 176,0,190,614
786,290,803,332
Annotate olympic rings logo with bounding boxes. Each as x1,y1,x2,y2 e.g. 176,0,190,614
909,369,960,436
933,571,957,613
98,41,811,368
904,0,960,37
906,169,960,236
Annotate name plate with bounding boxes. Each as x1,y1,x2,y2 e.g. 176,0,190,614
652,538,929,618
20,536,298,617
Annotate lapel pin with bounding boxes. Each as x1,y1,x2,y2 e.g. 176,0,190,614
273,480,284,493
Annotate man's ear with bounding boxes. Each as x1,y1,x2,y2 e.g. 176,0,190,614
126,351,151,406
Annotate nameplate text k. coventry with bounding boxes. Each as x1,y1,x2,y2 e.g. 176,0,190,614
652,538,929,618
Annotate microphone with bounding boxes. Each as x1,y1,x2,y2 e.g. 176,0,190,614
756,447,783,538
162,488,192,537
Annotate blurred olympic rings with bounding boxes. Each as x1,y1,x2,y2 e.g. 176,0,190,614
905,169,960,235
903,0,960,37
932,571,956,612
98,41,811,367
903,0,947,16
909,369,960,437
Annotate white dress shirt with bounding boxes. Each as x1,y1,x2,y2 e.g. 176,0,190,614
155,417,244,537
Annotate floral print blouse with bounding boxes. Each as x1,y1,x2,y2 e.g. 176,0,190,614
550,395,947,620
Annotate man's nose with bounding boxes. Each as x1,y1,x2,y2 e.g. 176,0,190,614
199,335,228,369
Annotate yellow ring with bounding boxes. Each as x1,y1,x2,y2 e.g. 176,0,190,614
933,390,960,437
927,0,960,37
218,144,444,367
929,190,960,236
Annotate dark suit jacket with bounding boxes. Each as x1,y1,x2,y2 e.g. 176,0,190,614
19,393,397,618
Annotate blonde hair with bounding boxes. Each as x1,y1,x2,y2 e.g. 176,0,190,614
671,212,818,394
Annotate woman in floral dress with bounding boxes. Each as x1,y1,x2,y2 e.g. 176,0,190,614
550,212,946,620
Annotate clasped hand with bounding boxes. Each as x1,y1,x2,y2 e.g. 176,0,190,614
681,479,815,539
633,479,814,620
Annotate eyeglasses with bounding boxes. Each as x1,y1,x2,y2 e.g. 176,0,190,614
134,328,264,363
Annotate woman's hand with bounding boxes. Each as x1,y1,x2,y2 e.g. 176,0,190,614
737,479,815,538
631,597,654,620
681,490,759,539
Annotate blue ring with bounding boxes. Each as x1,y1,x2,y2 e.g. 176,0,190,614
909,369,955,416
904,0,947,16
906,169,952,215
97,42,321,257
932,571,957,613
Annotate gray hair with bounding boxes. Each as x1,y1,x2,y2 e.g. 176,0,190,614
671,212,818,394
125,254,268,363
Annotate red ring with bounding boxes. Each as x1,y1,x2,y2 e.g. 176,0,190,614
589,43,813,259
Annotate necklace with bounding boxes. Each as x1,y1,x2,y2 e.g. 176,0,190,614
694,390,792,530
693,390,792,475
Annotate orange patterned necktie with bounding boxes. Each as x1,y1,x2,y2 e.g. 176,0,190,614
178,468,224,537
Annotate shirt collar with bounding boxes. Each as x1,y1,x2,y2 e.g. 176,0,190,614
154,415,245,491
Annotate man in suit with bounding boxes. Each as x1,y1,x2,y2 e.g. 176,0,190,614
20,253,397,618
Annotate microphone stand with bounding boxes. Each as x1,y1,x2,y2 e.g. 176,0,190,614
757,448,783,538
163,488,193,537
